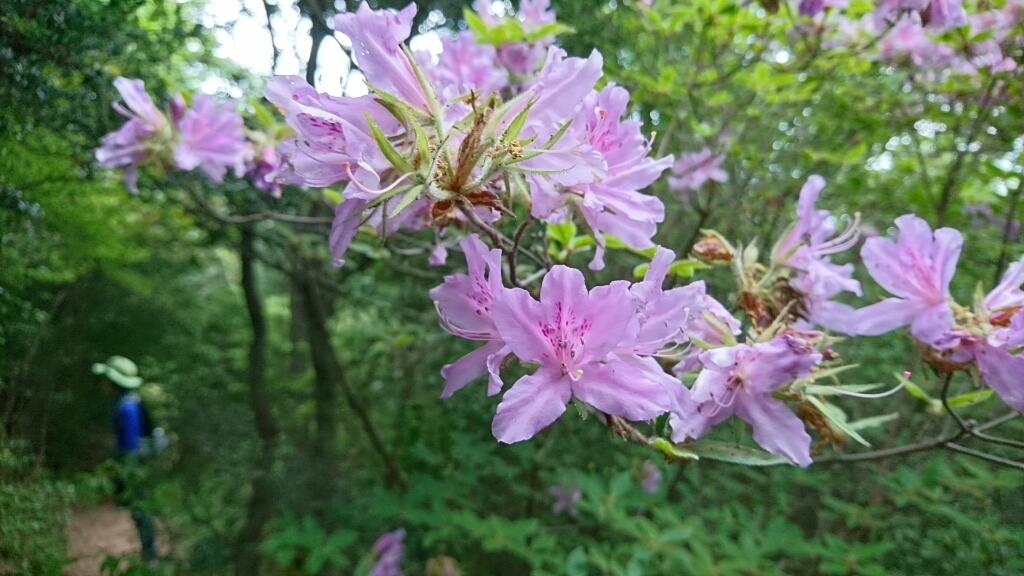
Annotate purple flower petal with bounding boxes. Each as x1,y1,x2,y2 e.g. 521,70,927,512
855,297,930,336
973,343,1024,412
440,340,508,399
570,356,670,421
734,394,813,467
492,368,572,443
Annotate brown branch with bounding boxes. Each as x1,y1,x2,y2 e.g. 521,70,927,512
507,216,536,288
295,269,407,490
183,180,332,225
935,78,999,227
235,222,280,575
941,373,1024,450
994,181,1023,285
261,0,280,73
946,443,1024,471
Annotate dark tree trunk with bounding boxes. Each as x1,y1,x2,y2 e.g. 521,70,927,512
288,279,309,376
294,272,406,491
234,224,280,576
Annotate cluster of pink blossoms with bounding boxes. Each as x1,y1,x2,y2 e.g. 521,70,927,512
432,234,826,466
802,0,1021,74
854,215,1024,412
95,77,284,196
265,1,672,270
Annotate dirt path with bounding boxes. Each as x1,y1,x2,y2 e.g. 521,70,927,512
64,503,144,576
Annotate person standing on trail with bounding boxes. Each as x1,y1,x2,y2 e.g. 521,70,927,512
93,355,157,560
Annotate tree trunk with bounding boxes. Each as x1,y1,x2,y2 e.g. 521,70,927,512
288,279,309,376
234,224,280,576
294,272,406,491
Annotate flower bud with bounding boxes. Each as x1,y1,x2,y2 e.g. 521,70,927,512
691,231,735,263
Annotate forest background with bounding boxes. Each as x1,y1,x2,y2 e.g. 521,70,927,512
2,0,1024,574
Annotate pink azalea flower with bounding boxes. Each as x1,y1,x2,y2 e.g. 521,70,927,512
173,94,247,182
924,0,967,32
95,77,169,194
550,480,581,516
799,0,826,18
490,266,670,443
518,47,604,140
246,143,283,197
325,173,430,267
876,17,959,69
472,0,556,78
672,281,743,375
333,2,432,111
573,86,672,270
772,175,861,333
984,255,1024,320
641,459,662,494
670,336,822,466
264,75,396,189
111,77,167,128
972,343,1024,412
429,235,511,398
415,31,509,105
873,0,929,30
855,214,962,347
369,529,405,576
328,198,368,268
626,247,707,355
526,83,671,270
799,0,847,17
519,0,557,29
938,256,1024,412
667,148,727,202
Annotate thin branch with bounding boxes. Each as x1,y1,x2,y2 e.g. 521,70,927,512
935,77,999,227
976,411,1019,432
815,435,954,464
507,216,536,288
994,182,1023,284
458,204,507,249
946,443,1024,471
261,0,280,73
941,373,1024,449
185,183,333,225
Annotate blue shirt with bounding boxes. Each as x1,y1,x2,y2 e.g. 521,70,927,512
115,392,145,454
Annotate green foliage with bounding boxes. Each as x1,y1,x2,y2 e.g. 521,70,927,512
262,514,358,574
0,440,74,575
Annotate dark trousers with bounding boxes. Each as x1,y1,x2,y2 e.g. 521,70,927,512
115,456,156,559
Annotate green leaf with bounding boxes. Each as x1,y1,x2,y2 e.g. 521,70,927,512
634,258,711,279
502,100,534,143
321,188,342,205
410,119,431,169
806,396,871,447
540,118,574,150
546,221,576,246
652,438,699,461
684,440,792,466
566,547,588,576
803,383,880,396
523,22,575,42
668,259,711,277
847,413,899,431
899,373,935,404
251,99,275,127
946,388,994,408
366,114,415,174
463,8,492,38
389,184,424,217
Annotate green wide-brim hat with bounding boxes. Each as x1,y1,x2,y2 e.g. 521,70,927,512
92,356,143,389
